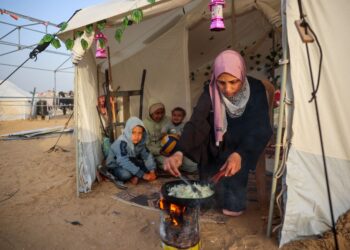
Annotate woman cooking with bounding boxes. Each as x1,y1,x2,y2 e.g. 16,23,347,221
163,50,272,216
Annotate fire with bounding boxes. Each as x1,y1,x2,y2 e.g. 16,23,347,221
159,198,166,210
170,203,185,226
159,198,186,226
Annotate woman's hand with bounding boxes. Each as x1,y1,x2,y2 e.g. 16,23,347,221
220,152,242,177
163,151,183,176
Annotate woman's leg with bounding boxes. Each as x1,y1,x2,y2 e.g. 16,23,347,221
216,165,250,214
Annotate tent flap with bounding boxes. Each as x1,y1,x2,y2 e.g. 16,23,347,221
280,0,350,246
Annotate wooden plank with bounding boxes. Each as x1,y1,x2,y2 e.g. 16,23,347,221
114,90,141,97
139,69,146,119
123,96,130,121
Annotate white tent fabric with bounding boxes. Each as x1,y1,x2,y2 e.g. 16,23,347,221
280,0,350,246
58,0,350,246
58,0,281,193
0,80,32,121
74,50,103,193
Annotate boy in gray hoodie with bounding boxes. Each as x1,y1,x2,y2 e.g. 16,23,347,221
106,117,156,184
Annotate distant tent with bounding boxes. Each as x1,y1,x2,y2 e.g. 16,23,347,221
0,80,32,121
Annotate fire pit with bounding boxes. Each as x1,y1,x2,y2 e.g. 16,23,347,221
159,180,215,249
159,198,200,249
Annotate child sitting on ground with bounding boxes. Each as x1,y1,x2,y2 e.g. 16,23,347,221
161,107,186,139
143,99,170,167
106,117,157,185
160,107,198,173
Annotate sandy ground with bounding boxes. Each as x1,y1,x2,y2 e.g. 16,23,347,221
0,117,280,250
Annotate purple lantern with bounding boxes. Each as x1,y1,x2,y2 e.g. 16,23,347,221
208,0,225,31
95,32,107,59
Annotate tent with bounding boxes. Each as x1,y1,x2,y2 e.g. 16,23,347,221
59,0,281,192
0,80,32,121
279,0,350,246
58,0,350,246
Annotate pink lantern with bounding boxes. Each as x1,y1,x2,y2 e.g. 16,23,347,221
208,0,225,31
95,32,107,58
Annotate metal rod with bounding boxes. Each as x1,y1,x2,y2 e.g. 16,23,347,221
53,72,57,116
0,27,17,40
0,63,73,73
0,62,55,72
17,26,20,49
0,96,73,99
266,1,289,237
0,40,71,56
30,87,36,119
55,56,71,72
0,9,58,27
0,43,38,57
56,66,74,71
0,21,50,34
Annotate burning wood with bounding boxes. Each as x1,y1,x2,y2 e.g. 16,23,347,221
159,198,200,249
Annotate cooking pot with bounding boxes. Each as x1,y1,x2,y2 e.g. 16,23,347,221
161,180,215,207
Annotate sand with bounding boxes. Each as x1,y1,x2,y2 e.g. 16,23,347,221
0,117,279,250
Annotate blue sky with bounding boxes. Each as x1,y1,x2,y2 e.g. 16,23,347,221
0,0,107,93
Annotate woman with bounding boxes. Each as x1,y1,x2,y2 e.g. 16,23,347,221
164,50,272,216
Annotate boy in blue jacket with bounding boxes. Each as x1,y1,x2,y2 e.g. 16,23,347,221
106,117,157,185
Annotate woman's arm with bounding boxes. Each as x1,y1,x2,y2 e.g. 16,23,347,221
177,87,212,162
164,87,212,176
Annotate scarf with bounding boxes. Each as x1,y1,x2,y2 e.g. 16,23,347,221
209,50,250,146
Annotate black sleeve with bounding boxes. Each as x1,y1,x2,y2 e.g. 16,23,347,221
235,81,273,161
177,87,212,163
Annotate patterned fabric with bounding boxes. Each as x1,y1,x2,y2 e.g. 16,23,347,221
222,78,250,118
209,50,248,145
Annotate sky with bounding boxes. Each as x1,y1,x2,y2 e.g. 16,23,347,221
0,0,108,93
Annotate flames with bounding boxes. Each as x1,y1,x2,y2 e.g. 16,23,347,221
159,198,186,226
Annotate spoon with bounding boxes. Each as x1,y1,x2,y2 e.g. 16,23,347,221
179,175,202,197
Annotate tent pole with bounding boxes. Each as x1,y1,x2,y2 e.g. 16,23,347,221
266,0,289,237
30,87,36,119
53,71,57,117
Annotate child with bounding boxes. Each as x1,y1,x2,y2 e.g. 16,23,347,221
161,107,186,138
143,99,170,167
160,107,198,173
106,117,156,185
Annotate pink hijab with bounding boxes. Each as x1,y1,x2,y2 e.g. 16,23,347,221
209,50,247,146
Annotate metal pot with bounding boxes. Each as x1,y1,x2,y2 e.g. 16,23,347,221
161,180,215,207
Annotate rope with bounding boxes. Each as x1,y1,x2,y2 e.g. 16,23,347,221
47,111,74,153
0,9,81,86
297,1,339,249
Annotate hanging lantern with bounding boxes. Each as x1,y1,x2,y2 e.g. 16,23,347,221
208,0,225,31
95,32,107,59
